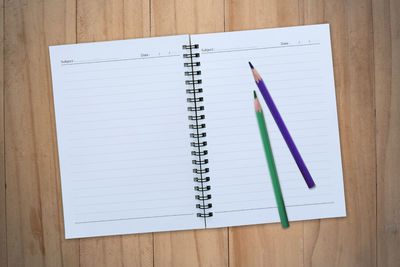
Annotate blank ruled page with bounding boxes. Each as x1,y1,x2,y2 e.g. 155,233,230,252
191,24,346,228
50,35,202,238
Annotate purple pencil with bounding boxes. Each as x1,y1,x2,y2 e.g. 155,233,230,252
249,62,315,188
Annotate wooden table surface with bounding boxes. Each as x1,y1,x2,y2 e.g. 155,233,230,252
0,0,399,266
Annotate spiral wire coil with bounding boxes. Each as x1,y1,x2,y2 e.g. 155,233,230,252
183,43,213,218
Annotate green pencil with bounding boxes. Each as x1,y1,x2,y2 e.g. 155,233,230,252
254,90,289,228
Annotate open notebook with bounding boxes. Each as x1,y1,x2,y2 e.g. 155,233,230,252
49,24,346,239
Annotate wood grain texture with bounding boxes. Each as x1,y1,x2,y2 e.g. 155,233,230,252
229,223,303,267
0,0,5,266
76,1,153,266
151,1,228,266
5,0,77,266
151,0,225,35
1,0,399,266
301,0,377,266
373,0,400,266
154,229,228,267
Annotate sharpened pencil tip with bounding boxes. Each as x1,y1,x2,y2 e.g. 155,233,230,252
253,90,257,99
249,61,254,69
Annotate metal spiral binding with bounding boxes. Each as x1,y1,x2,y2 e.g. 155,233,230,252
183,43,213,219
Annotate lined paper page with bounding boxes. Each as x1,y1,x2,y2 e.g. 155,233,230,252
50,35,202,238
191,24,346,228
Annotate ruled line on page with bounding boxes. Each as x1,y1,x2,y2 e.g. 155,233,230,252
64,107,182,117
65,79,182,91
207,118,327,130
204,65,320,74
64,81,181,92
64,93,188,103
207,98,326,107
64,116,184,127
69,161,192,174
63,62,179,74
74,203,195,216
204,58,320,66
72,178,191,190
64,91,182,100
203,72,322,81
212,202,334,214
69,159,195,171
204,53,319,68
64,102,188,113
202,129,328,140
74,194,196,207
204,87,324,98
66,96,183,108
73,186,194,199
69,139,187,150
66,115,184,128
63,70,179,82
68,127,188,141
74,213,195,224
68,143,187,156
209,152,330,165
204,112,329,123
71,171,190,184
70,156,188,167
203,138,328,149
62,54,180,66
201,43,320,55
212,189,333,198
205,81,323,89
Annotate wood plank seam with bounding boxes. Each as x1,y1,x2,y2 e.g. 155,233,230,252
1,0,6,265
369,2,378,267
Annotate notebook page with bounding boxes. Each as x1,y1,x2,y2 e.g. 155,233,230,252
50,35,203,238
191,24,346,228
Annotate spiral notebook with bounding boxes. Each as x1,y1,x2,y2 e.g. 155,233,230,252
49,24,346,239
